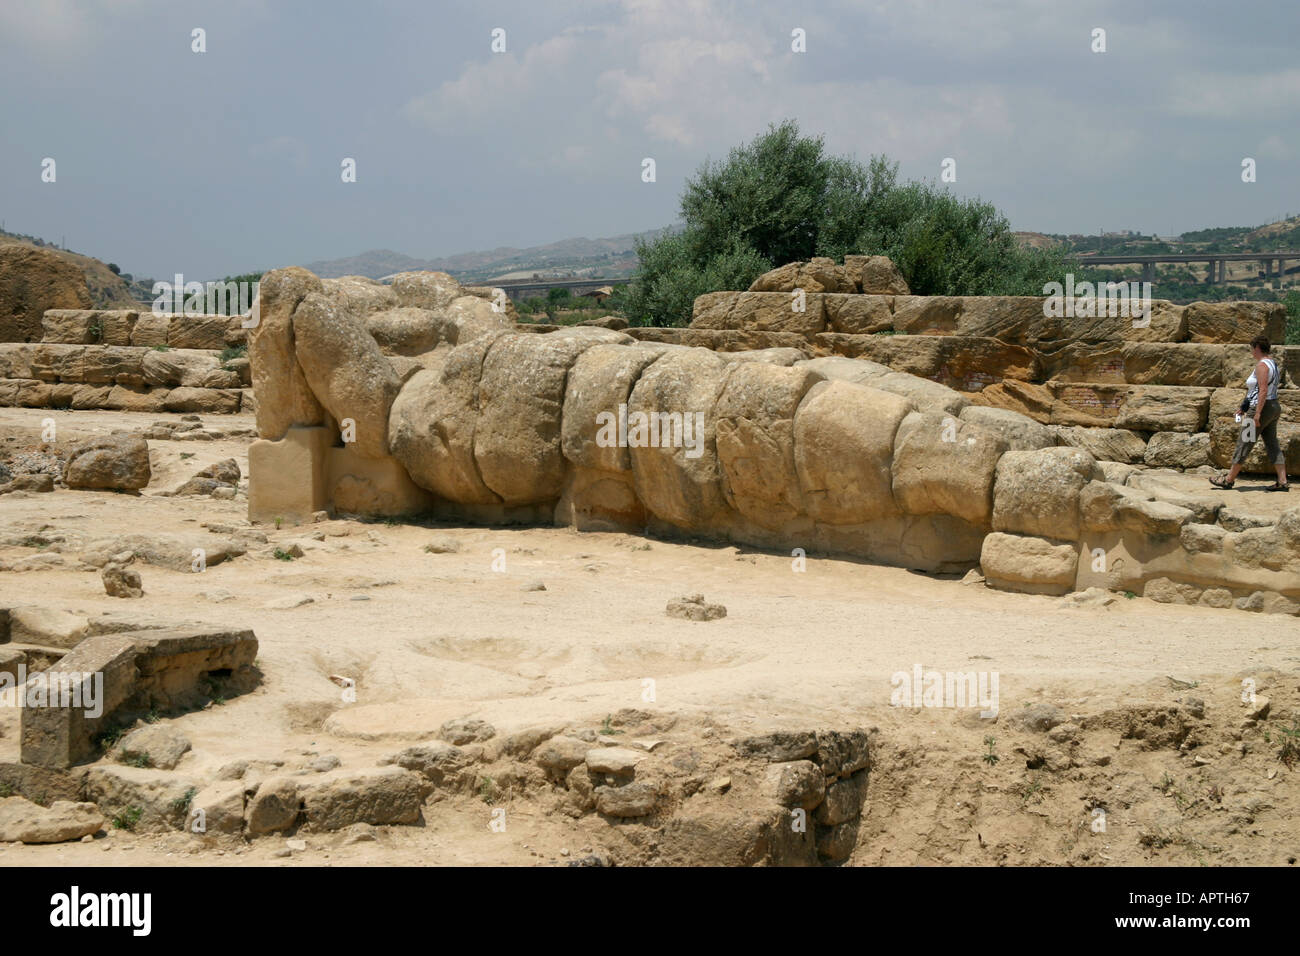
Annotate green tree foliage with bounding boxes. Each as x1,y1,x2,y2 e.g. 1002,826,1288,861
624,120,1073,327
1284,289,1300,345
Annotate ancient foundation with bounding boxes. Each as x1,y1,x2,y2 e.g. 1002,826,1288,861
242,259,1299,612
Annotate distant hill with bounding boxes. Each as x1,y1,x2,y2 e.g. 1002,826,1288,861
1011,231,1060,250
0,228,138,308
304,227,676,282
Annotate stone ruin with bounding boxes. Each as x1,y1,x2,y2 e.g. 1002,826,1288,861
245,256,1299,613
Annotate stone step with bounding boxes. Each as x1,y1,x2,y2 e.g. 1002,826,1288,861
0,378,247,414
690,291,1286,346
970,381,1300,472
813,332,1294,390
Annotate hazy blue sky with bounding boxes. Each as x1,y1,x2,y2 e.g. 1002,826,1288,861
2,0,1297,280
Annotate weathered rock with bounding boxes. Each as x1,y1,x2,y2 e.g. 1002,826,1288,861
763,760,826,810
794,380,909,524
815,773,867,825
63,433,150,490
1144,431,1212,468
475,332,626,505
0,245,93,342
980,532,1078,595
246,776,301,834
0,472,55,495
628,348,732,528
748,258,854,295
1114,496,1194,536
1144,577,1202,604
693,290,826,336
891,411,1007,526
734,731,818,762
715,362,822,527
0,797,103,844
102,563,143,598
439,717,495,745
390,271,462,312
1052,426,1147,464
42,309,101,344
365,307,443,355
585,747,646,775
595,781,661,817
83,765,201,832
292,292,400,458
1114,386,1210,433
816,819,860,862
822,294,895,333
1010,703,1066,733
299,767,427,831
991,446,1097,540
188,781,245,835
89,532,245,571
534,736,591,774
7,607,89,648
388,333,508,504
118,724,191,770
814,729,871,777
959,405,1056,451
247,266,326,440
844,255,910,294
665,593,727,621
561,342,677,473
1184,301,1285,344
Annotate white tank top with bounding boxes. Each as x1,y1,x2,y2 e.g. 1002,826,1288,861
1246,356,1279,405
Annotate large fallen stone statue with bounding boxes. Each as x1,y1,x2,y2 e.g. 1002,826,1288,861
245,265,1300,612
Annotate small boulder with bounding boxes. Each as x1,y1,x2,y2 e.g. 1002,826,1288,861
534,736,591,774
423,536,461,554
764,760,826,810
595,782,661,818
0,473,55,495
63,434,151,490
117,724,192,770
102,563,143,598
666,593,727,621
1010,703,1066,733
0,797,103,844
585,747,646,775
438,717,495,745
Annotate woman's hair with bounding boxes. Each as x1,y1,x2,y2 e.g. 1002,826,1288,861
1250,335,1271,354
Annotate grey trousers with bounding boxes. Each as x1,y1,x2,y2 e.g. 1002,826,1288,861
1231,398,1284,465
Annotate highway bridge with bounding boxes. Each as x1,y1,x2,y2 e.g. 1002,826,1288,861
1078,251,1300,284
465,277,631,301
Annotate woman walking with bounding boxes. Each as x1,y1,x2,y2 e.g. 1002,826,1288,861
1210,336,1289,491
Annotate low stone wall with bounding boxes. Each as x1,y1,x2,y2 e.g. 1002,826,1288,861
1,614,258,770
244,266,1299,613
40,309,248,349
692,290,1287,347
814,332,1293,390
0,341,250,413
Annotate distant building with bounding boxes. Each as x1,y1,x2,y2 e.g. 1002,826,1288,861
580,285,615,303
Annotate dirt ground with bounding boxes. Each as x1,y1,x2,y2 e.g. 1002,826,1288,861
0,406,1296,867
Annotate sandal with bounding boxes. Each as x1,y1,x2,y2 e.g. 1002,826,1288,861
1208,475,1235,489
1265,482,1290,492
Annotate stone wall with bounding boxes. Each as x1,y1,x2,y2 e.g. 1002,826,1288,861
0,312,252,414
244,265,1299,612
685,259,1295,475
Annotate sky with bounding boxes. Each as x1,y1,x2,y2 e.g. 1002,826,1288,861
1,0,1297,280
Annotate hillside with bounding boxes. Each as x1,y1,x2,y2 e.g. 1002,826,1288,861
304,227,674,282
0,229,137,309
